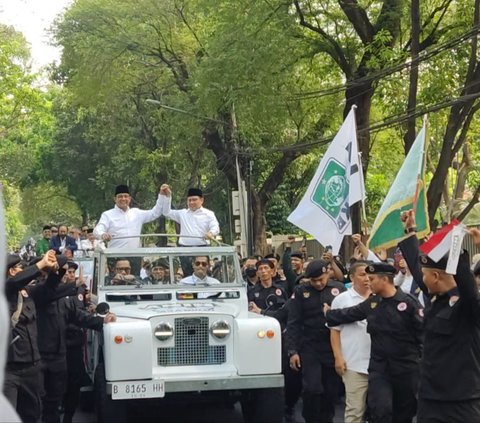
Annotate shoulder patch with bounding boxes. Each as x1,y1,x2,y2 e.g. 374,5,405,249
397,302,407,312
370,301,377,309
254,292,260,298
78,294,84,302
331,287,340,296
276,288,282,296
303,291,310,298
449,295,459,307
418,308,424,317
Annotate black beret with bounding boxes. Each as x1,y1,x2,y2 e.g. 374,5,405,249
474,261,480,277
419,254,448,271
42,225,51,231
67,261,78,270
255,259,275,269
115,184,130,196
305,259,329,278
187,188,203,198
291,251,303,260
365,262,397,275
56,254,68,268
7,254,21,270
87,228,94,234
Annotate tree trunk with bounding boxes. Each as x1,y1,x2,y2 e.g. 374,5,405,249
251,191,268,256
344,80,373,174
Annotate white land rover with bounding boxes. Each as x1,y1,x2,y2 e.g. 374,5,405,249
87,243,284,423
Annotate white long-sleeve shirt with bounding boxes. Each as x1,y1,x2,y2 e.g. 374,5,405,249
159,195,219,246
93,196,163,248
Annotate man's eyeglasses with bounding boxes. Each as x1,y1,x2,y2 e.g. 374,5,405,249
194,261,209,267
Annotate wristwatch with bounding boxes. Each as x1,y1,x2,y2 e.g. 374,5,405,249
404,227,417,234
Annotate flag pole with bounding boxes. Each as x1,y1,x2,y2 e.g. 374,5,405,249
412,116,427,217
358,152,369,235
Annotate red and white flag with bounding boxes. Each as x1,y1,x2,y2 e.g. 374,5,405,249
420,219,467,274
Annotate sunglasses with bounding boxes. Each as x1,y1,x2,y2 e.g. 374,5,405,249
194,261,208,267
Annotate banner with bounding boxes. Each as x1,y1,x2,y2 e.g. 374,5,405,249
287,107,364,254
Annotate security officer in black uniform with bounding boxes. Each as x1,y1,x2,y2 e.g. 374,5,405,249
247,259,288,325
399,210,480,422
4,251,73,423
285,259,346,423
62,263,93,423
324,262,424,423
36,260,116,423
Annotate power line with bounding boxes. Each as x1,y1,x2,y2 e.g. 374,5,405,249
240,91,480,155
289,25,480,101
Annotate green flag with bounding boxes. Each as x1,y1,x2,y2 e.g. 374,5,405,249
368,123,430,250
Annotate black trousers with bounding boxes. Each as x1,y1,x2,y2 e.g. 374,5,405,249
282,349,302,410
63,346,91,423
41,356,67,423
300,350,341,423
368,368,418,423
417,398,480,423
3,361,43,423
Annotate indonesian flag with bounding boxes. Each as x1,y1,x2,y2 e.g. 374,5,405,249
420,219,467,274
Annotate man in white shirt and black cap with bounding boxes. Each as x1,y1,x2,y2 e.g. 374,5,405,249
94,184,163,249
159,184,219,246
159,184,220,276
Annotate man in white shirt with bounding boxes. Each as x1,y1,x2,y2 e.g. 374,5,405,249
180,256,221,286
159,185,219,247
80,229,97,254
93,184,163,249
330,261,372,423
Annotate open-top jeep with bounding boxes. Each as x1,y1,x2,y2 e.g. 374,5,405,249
87,240,284,423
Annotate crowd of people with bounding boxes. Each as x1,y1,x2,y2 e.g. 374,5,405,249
4,183,480,423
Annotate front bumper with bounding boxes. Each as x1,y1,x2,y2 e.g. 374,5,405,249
107,374,284,395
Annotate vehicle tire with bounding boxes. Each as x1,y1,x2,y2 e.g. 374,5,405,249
94,363,128,423
240,387,284,423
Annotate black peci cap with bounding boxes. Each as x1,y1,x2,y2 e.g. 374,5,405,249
187,188,203,198
305,259,329,278
115,184,130,196
365,262,397,275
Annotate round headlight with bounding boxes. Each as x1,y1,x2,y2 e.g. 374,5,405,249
154,322,174,341
210,320,231,339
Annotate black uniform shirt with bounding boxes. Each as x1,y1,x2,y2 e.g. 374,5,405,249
248,282,288,327
400,235,480,401
285,280,346,365
326,289,423,374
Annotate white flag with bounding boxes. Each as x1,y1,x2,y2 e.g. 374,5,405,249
287,107,365,254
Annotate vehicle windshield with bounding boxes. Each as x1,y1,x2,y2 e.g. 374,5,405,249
98,251,241,289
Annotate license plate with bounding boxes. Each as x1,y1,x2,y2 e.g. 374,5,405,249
111,380,165,399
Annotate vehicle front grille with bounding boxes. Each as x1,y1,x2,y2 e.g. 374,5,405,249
157,317,226,366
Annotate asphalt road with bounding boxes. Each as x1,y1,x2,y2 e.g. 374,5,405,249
75,395,346,423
